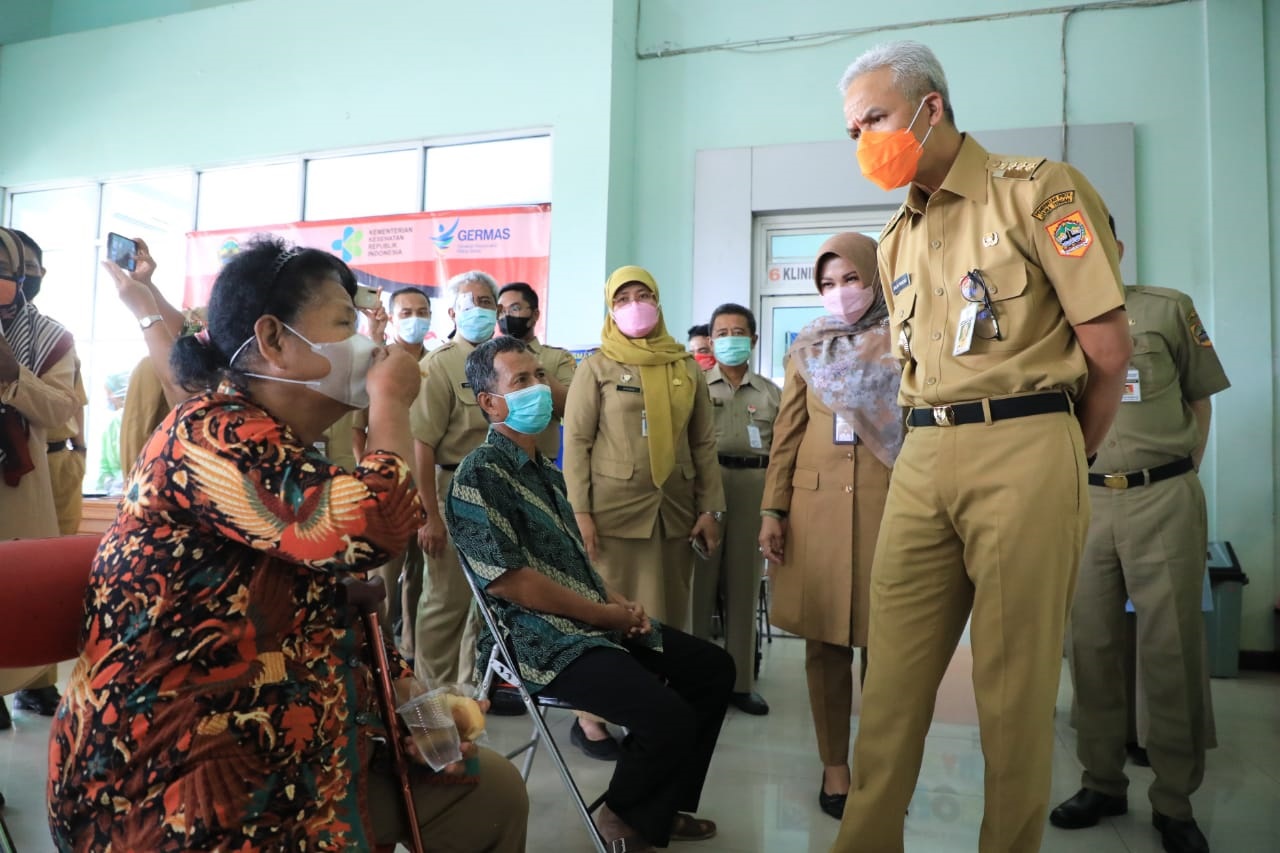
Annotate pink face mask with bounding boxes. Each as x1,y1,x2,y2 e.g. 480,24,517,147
822,284,876,324
613,301,660,338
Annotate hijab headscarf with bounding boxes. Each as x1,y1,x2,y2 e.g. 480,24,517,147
789,232,904,468
0,227,74,485
598,266,696,487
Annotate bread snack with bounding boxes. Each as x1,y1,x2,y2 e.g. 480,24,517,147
444,693,486,740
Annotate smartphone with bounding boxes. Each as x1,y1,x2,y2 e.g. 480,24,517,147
691,536,711,561
106,232,138,271
354,284,380,310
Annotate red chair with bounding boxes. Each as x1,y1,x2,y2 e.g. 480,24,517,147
0,534,102,853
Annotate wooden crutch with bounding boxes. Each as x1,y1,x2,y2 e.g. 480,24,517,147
340,576,425,853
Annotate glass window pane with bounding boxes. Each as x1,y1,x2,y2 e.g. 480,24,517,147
8,186,101,343
198,162,301,231
769,233,838,261
425,136,551,211
100,173,197,309
304,149,421,221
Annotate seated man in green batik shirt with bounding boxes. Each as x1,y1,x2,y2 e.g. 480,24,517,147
446,336,734,853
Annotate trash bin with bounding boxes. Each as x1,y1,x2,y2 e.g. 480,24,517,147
1205,541,1248,678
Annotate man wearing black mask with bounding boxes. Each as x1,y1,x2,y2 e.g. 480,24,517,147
497,282,575,461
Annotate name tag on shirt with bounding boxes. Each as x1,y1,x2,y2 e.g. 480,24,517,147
641,409,648,437
1122,367,1142,402
953,302,978,355
747,424,763,449
833,413,858,445
617,384,642,394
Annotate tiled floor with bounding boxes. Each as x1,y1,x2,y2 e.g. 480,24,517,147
3,636,1277,852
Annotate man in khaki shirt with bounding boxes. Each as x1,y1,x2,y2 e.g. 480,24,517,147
691,304,779,716
834,42,1132,853
1051,219,1228,853
412,271,499,687
496,282,576,461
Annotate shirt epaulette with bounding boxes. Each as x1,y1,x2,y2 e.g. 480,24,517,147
881,205,909,240
1126,284,1188,304
988,156,1047,180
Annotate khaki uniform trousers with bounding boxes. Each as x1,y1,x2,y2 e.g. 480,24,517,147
595,516,695,632
368,745,529,852
1069,472,1210,820
836,412,1088,853
414,469,479,687
691,466,765,693
48,448,85,536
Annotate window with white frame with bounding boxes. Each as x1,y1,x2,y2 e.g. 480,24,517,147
4,132,552,500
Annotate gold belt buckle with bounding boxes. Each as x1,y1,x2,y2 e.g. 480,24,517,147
932,406,956,427
1103,473,1130,490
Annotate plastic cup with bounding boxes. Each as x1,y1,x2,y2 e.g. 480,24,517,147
396,687,463,770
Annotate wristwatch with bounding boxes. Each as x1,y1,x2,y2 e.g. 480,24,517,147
700,511,724,522
138,314,164,330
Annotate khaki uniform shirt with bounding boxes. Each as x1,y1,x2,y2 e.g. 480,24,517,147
410,338,489,465
120,356,170,470
880,135,1125,407
1093,286,1230,474
705,366,780,458
527,338,577,459
562,353,725,539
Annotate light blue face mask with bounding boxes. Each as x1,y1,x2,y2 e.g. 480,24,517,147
713,335,753,366
397,315,431,345
499,383,553,435
457,307,496,343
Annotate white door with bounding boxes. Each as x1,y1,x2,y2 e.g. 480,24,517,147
752,211,895,384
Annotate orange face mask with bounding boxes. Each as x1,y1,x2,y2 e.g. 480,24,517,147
856,98,933,191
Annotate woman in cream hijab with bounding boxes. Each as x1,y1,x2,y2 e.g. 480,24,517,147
564,266,725,624
758,232,903,821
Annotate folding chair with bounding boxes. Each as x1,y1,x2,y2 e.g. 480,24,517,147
457,555,610,853
0,534,104,853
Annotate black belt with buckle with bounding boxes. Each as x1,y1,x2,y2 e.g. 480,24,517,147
47,440,70,454
718,454,769,470
1089,456,1194,490
906,391,1070,428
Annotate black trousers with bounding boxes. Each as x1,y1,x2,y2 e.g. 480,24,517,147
541,627,734,847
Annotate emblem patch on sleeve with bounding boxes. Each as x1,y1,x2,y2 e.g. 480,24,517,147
1045,211,1093,258
1187,311,1213,347
1031,190,1076,221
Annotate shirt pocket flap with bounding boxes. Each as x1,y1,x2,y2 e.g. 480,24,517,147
1130,334,1163,356
791,468,819,490
591,457,633,480
893,288,919,322
985,262,1029,302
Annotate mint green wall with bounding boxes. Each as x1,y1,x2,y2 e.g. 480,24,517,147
633,0,1276,651
0,0,52,44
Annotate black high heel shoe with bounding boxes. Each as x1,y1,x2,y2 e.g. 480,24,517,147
819,777,848,819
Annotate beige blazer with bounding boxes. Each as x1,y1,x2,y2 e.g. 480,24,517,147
563,353,724,540
761,355,891,647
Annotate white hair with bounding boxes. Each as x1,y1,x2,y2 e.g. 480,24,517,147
445,270,498,306
838,40,954,123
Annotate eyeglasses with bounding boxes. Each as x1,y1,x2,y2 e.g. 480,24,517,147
959,269,1002,341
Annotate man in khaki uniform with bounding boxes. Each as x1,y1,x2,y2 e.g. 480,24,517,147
1051,219,1228,853
834,42,1132,853
412,271,500,687
496,281,576,461
691,304,778,716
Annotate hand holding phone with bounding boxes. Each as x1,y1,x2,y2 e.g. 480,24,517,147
354,284,381,310
691,535,710,561
106,232,138,272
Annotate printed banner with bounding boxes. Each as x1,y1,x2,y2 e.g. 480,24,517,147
185,204,552,338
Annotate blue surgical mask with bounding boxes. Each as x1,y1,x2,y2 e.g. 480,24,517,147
500,383,553,435
397,315,431,345
713,335,753,366
457,306,496,343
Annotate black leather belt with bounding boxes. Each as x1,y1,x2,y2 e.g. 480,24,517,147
1089,457,1194,490
718,454,769,469
438,463,459,472
906,391,1070,428
48,440,68,454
